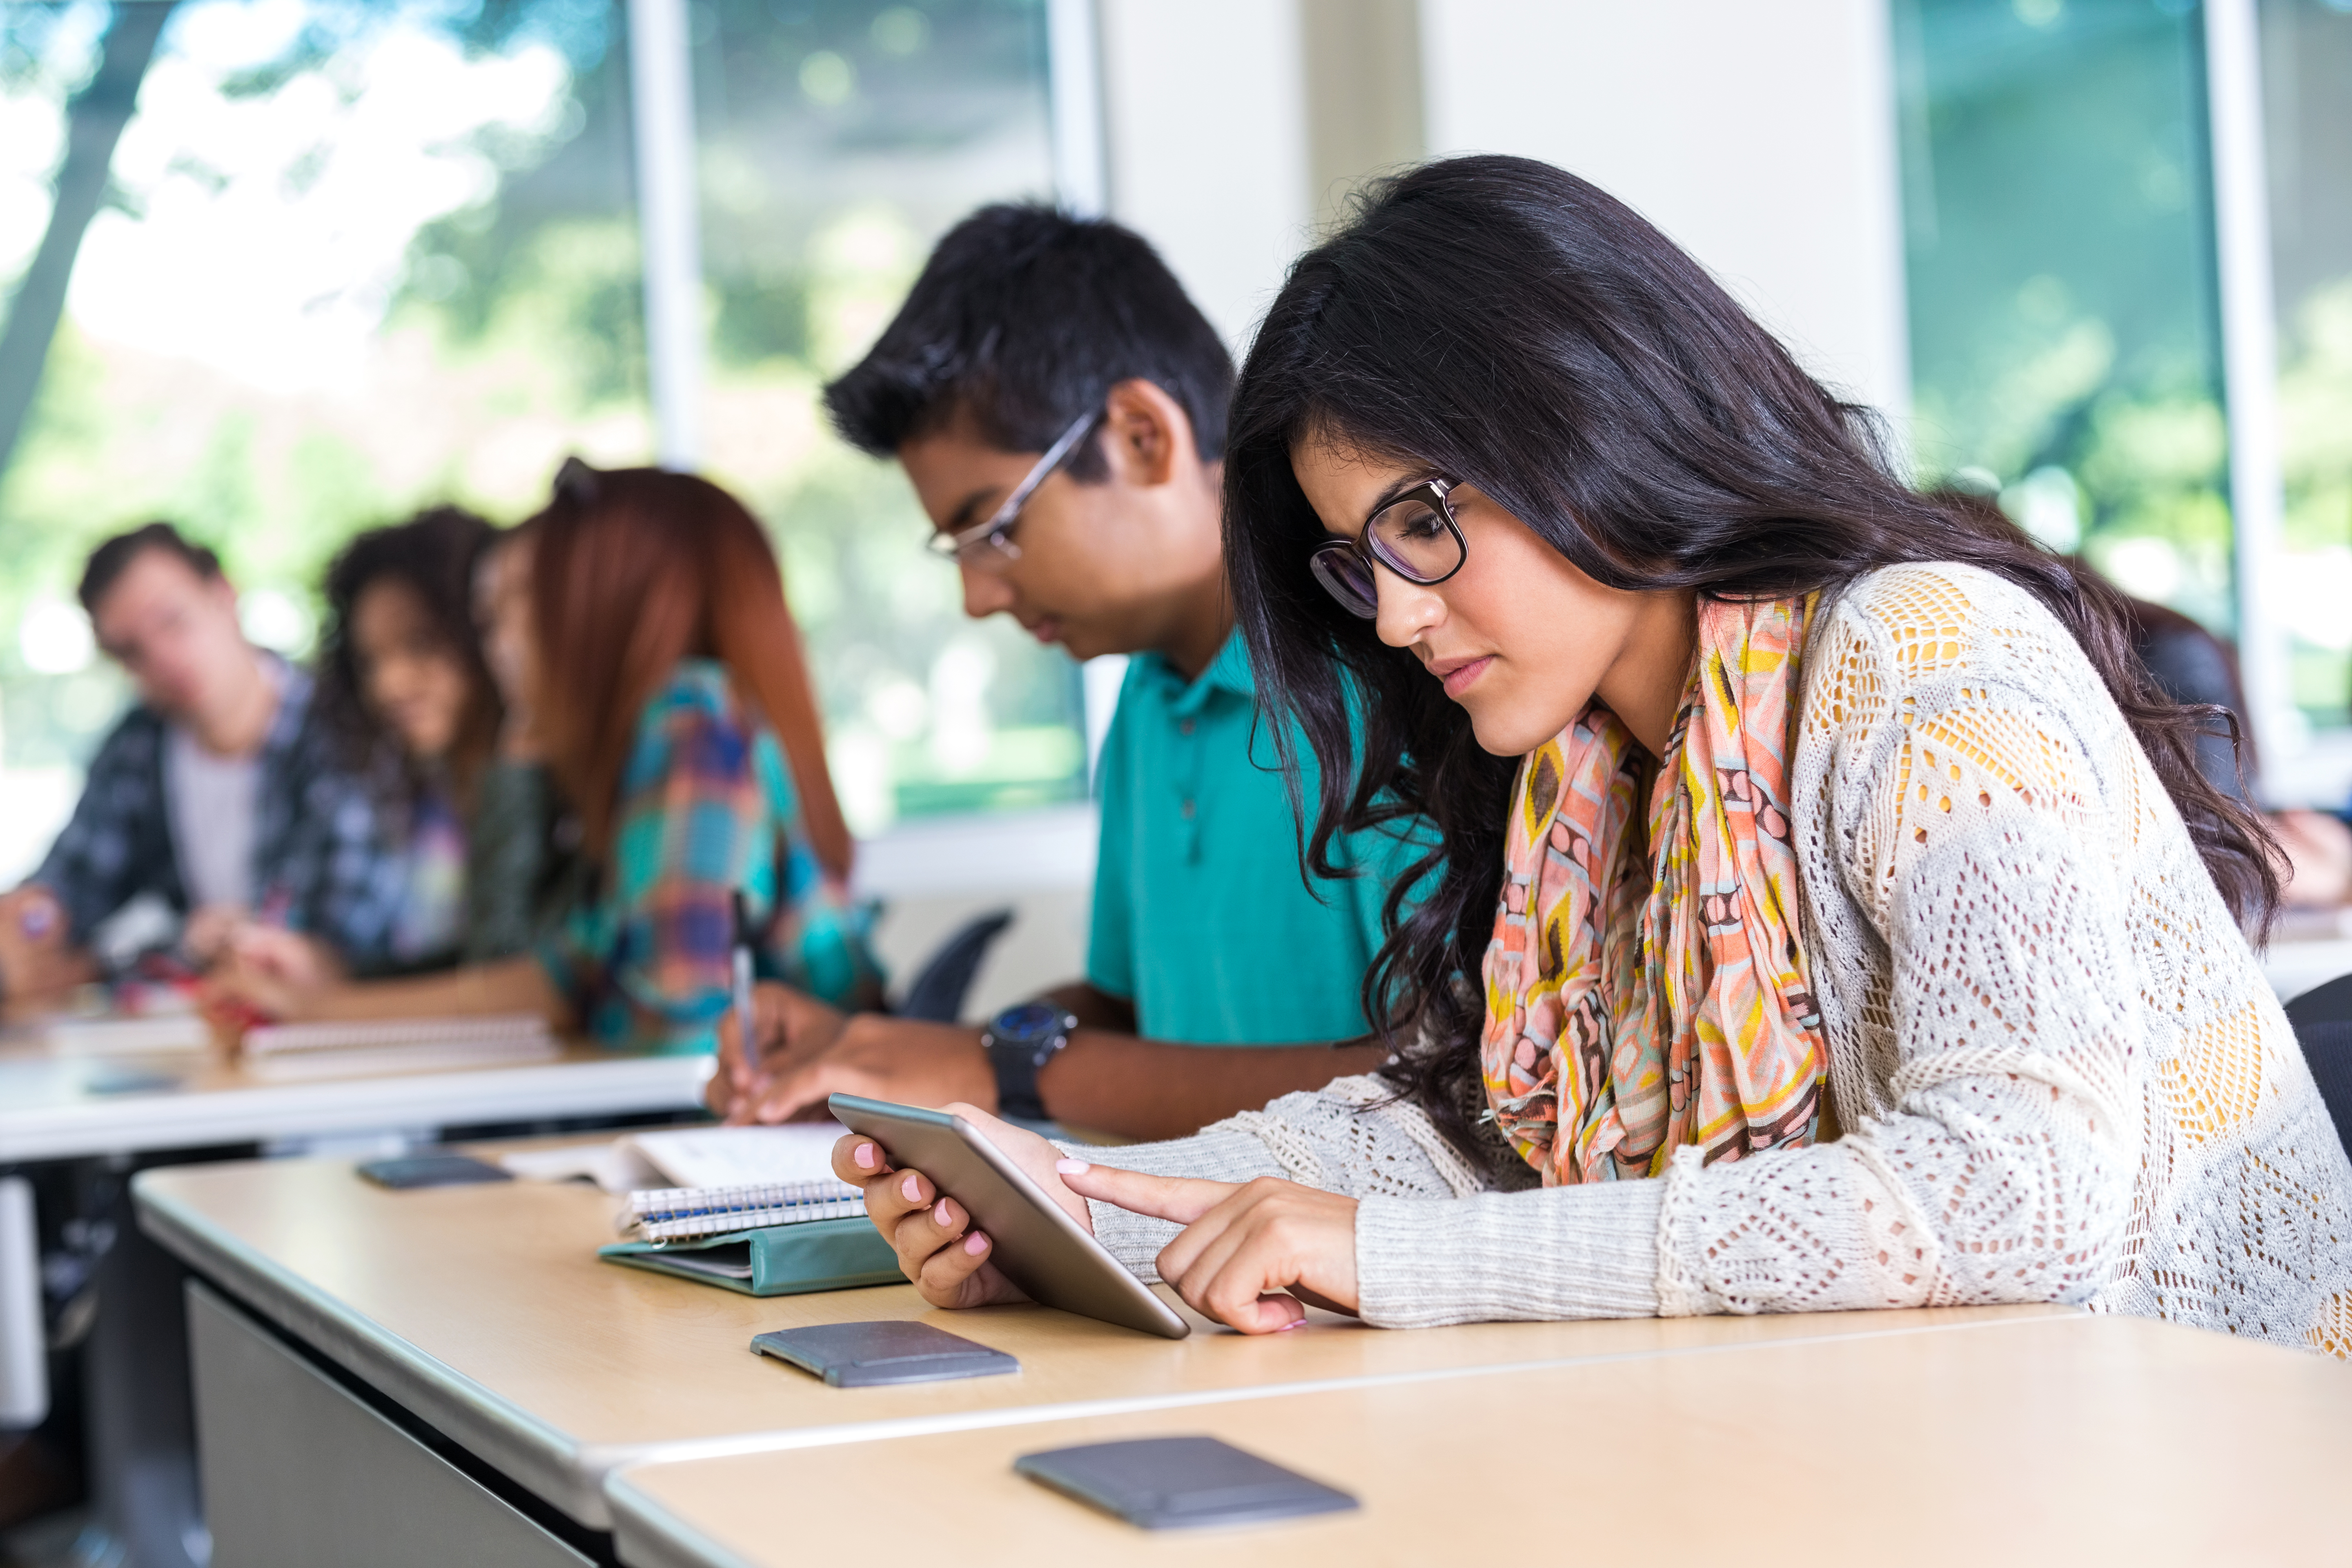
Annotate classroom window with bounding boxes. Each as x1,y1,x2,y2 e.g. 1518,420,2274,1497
685,0,1083,834
1893,0,2233,629
2262,0,2352,730
0,0,1078,885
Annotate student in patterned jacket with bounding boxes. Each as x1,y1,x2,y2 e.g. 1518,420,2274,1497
207,465,878,1052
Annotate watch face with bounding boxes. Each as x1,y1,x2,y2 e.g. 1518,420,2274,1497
991,1001,1068,1047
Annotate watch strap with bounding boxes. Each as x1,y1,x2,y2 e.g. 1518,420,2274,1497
983,1008,1076,1122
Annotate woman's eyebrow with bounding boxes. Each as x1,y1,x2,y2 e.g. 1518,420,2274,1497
1361,474,1433,521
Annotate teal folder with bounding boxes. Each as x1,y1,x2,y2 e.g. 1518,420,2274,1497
599,1217,902,1297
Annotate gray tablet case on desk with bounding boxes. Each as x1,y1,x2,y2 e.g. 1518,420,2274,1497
751,1321,1018,1387
1016,1436,1359,1529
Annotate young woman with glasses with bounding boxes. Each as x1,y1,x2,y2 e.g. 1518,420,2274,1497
831,155,2352,1354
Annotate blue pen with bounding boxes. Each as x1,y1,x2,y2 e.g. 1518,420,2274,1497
731,891,758,1071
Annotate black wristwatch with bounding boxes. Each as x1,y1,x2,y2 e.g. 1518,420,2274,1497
981,1002,1078,1122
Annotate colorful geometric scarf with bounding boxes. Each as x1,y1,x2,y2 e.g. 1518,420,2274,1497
1479,595,1825,1185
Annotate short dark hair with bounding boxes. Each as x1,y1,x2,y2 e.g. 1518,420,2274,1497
822,204,1233,479
78,522,223,615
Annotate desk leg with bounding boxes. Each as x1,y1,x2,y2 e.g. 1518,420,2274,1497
0,1178,45,1430
80,1175,205,1568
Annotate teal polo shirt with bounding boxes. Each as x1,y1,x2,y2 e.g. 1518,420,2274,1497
1087,630,1427,1045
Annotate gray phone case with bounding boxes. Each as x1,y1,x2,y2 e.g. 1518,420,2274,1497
829,1093,1191,1340
748,1320,1018,1387
1014,1436,1358,1529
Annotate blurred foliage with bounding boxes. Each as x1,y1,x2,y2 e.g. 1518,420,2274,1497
0,0,1078,827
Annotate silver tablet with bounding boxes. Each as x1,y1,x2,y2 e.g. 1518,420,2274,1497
828,1094,1190,1340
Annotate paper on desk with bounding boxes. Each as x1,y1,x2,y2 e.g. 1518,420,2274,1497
42,1014,212,1056
500,1122,849,1194
499,1143,659,1192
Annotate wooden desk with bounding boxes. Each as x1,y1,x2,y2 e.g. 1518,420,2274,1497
8,1044,706,1568
133,1152,2063,1538
607,1312,2352,1568
0,1039,708,1161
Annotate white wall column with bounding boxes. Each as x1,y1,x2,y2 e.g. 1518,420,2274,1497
1094,0,1312,354
1047,0,1109,218
1418,0,1912,426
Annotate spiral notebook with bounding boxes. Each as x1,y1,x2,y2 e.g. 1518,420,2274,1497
602,1179,898,1296
621,1179,867,1243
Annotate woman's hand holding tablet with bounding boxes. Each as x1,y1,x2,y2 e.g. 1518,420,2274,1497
829,1106,1362,1334
829,1103,1082,1310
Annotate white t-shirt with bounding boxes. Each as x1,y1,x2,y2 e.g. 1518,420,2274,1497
163,663,283,911
166,728,260,911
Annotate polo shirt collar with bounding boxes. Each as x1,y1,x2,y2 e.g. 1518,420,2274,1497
1159,627,1253,718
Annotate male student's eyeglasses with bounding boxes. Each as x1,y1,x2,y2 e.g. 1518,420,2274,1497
926,409,1105,570
1308,477,1469,619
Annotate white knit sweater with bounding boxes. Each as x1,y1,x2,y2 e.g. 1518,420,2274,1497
1075,563,2352,1353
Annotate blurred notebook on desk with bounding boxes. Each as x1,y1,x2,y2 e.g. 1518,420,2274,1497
241,1014,557,1080
502,1122,850,1194
43,1013,212,1056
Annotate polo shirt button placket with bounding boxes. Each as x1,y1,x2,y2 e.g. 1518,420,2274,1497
1175,704,1203,864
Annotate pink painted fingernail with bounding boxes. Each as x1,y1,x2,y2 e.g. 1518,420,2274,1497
853,1142,877,1169
1278,1318,1309,1332
1055,1158,1089,1174
933,1200,951,1225
902,1173,922,1202
965,1232,988,1255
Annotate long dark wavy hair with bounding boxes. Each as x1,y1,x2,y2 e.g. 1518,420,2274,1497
1222,155,2280,1169
317,506,503,816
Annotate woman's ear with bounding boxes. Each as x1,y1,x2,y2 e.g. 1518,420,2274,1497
1099,377,1196,489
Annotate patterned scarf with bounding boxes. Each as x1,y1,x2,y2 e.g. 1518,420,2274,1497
1479,595,1825,1185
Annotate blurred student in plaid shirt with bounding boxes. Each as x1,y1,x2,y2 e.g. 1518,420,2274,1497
209,462,881,1052
0,524,404,1003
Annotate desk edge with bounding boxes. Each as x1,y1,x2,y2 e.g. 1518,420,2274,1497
606,1472,765,1568
134,1169,615,1527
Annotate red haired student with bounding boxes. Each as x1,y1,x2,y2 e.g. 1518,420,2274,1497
212,463,877,1051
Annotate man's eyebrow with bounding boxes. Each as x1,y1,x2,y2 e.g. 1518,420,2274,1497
944,485,1002,534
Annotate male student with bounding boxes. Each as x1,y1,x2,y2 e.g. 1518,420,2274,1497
712,204,1428,1142
0,523,403,999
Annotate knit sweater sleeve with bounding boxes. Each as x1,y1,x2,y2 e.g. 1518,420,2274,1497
1058,1075,1481,1279
1056,1076,1666,1322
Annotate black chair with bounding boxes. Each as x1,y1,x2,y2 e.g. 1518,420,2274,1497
893,907,1016,1023
2282,972,2352,1160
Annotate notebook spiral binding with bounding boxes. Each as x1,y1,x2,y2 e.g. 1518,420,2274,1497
624,1180,868,1244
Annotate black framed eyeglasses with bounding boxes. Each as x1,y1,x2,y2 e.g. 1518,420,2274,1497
925,408,1104,570
1308,477,1469,619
